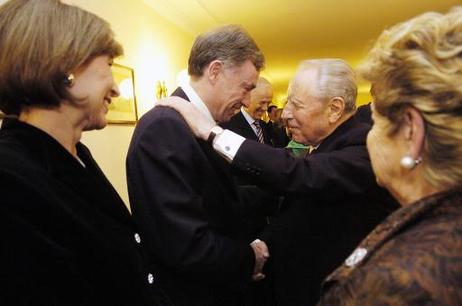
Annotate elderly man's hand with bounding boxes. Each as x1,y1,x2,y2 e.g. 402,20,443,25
157,97,215,140
250,239,270,281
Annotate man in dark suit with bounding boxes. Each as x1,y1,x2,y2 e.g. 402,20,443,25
158,59,399,306
221,76,279,240
222,77,273,145
267,105,290,148
126,25,270,306
222,77,279,306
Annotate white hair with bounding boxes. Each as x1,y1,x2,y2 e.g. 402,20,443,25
297,58,357,113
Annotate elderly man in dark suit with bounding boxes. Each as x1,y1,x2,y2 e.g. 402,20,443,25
221,76,279,238
222,77,280,306
126,25,270,306
222,77,273,145
159,58,399,306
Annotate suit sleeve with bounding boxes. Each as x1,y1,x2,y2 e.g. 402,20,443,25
232,137,375,195
127,108,254,284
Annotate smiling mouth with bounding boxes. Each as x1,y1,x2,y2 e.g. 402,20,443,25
288,126,299,132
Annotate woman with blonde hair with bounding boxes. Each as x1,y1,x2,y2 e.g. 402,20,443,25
318,6,462,305
0,0,168,304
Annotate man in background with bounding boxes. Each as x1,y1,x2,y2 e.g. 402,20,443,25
126,25,269,306
222,77,274,145
267,105,278,123
222,77,280,306
267,105,290,148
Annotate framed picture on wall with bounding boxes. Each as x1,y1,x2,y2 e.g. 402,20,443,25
107,63,138,124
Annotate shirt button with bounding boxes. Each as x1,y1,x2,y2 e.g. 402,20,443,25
134,233,141,244
147,273,154,284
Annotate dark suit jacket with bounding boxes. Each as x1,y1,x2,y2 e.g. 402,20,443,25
0,120,163,305
220,111,281,243
267,121,290,148
231,115,399,306
221,111,273,145
127,87,255,306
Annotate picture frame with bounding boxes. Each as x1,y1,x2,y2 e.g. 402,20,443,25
107,63,138,124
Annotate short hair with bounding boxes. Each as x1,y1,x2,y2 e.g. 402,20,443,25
188,24,265,77
0,0,123,115
297,59,357,113
268,105,278,113
358,6,462,188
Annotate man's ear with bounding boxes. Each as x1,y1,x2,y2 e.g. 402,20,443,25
402,106,425,160
205,60,224,85
328,97,345,124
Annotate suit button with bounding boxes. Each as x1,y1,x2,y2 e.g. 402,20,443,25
134,233,141,244
147,273,154,284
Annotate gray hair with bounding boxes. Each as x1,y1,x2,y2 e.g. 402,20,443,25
188,24,264,77
297,59,357,113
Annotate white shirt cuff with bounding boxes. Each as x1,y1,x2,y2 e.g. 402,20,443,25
213,129,245,162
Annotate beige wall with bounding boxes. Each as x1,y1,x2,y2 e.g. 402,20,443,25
75,0,193,206
0,0,193,206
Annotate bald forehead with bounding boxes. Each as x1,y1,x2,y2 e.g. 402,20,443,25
256,77,272,88
252,81,273,97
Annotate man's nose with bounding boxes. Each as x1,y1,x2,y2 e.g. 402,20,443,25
282,107,291,119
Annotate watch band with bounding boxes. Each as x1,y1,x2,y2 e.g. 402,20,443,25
207,126,223,145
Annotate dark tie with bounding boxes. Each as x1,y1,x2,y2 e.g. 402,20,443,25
253,121,265,143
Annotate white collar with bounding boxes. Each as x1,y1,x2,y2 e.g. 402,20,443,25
181,82,215,123
240,107,257,125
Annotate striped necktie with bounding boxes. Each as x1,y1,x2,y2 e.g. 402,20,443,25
253,121,265,143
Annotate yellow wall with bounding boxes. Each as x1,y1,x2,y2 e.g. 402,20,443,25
73,0,193,206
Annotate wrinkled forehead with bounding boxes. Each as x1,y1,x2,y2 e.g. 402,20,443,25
289,68,319,98
228,59,259,84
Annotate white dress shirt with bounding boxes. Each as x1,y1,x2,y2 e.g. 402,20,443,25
181,82,215,124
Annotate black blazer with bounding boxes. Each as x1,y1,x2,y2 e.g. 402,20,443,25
127,87,255,306
0,120,164,305
232,115,399,306
221,111,273,145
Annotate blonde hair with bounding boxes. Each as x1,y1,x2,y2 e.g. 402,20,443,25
358,6,462,188
0,0,123,115
188,24,265,77
297,59,357,113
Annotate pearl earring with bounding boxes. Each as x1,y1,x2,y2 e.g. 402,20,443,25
400,154,422,170
64,73,75,86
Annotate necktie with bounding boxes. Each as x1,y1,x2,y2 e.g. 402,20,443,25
253,121,265,143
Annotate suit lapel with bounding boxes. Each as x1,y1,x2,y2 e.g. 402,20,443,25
238,113,259,141
172,87,238,192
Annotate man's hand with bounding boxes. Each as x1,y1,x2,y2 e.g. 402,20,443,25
250,239,270,281
157,97,215,140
